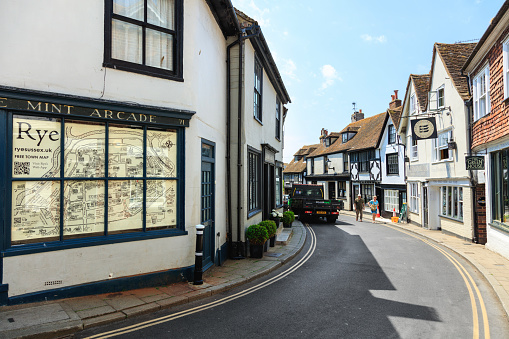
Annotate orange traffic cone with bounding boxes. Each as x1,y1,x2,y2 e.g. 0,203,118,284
393,208,396,217
376,206,380,218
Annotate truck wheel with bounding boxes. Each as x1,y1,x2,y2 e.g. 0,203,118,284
327,216,337,224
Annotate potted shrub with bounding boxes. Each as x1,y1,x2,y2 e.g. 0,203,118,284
260,220,277,247
283,211,295,228
270,209,283,228
246,224,269,258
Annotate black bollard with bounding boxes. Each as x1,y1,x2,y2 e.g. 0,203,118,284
193,224,205,285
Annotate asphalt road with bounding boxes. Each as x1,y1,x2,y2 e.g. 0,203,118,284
78,216,509,338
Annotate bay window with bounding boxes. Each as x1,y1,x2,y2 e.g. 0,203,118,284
409,183,419,213
384,190,399,213
440,186,463,221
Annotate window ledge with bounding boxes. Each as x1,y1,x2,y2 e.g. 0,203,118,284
411,158,419,162
254,117,263,126
489,221,509,234
247,208,262,219
432,159,453,165
2,229,188,257
439,215,463,223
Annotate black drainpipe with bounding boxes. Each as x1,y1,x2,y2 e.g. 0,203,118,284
466,98,479,243
226,26,260,259
226,38,239,259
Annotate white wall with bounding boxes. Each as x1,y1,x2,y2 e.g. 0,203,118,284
1,0,230,295
380,120,405,185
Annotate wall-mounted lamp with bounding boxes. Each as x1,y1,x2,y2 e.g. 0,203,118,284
327,159,335,171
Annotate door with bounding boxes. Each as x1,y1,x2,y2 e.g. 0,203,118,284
201,141,215,269
423,187,429,228
328,181,336,200
263,164,275,220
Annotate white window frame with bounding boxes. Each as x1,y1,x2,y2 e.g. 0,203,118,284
410,94,416,115
437,86,445,108
384,189,399,212
503,36,509,100
409,135,418,160
433,130,453,162
440,186,463,221
409,182,419,213
472,64,490,121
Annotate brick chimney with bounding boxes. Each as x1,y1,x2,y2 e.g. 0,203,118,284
320,128,328,145
351,109,364,122
389,90,401,109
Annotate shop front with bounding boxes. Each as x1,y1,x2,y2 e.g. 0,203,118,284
0,88,194,305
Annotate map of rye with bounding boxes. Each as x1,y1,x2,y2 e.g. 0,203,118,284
11,117,177,243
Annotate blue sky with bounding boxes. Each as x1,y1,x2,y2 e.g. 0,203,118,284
232,0,504,163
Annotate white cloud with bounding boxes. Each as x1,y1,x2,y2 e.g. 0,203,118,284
281,58,298,81
361,34,387,43
236,0,271,27
320,64,341,89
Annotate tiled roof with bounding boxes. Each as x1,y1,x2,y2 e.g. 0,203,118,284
283,158,306,173
346,113,387,152
293,143,320,156
328,132,341,138
412,74,431,112
388,106,402,130
434,43,477,101
308,113,387,157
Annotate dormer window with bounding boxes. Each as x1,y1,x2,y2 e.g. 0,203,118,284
342,133,348,143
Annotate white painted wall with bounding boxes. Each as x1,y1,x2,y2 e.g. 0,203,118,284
1,0,230,295
380,120,405,186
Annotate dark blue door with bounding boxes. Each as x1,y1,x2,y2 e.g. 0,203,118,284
201,141,215,270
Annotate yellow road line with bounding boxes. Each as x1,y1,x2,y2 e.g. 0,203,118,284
382,224,490,339
85,225,317,339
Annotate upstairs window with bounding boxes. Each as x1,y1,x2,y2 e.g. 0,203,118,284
254,59,263,122
104,0,183,80
386,153,398,175
411,136,418,160
342,133,348,143
434,130,452,161
410,94,416,115
503,38,509,99
473,65,490,121
275,98,281,140
388,125,396,144
438,86,445,108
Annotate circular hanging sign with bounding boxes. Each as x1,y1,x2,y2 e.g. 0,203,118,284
414,119,435,139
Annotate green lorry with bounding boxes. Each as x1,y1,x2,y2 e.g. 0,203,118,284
289,184,343,223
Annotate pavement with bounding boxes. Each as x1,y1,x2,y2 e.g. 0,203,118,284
1,212,509,338
0,223,306,339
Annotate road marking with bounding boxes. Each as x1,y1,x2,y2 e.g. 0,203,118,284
85,225,317,339
381,223,490,339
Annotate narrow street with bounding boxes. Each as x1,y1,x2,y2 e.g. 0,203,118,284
77,215,509,339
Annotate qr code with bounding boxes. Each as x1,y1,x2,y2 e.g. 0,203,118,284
14,162,30,175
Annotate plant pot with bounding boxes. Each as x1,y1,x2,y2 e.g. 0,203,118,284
250,244,264,258
264,240,269,252
283,222,292,228
270,235,276,247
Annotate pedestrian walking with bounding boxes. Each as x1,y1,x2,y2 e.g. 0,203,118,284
368,196,379,223
354,193,364,222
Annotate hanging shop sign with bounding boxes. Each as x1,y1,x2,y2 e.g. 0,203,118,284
410,117,437,141
0,97,189,127
465,156,485,170
477,196,486,207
